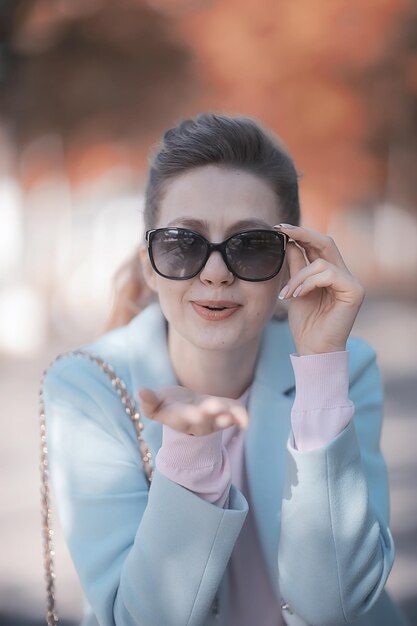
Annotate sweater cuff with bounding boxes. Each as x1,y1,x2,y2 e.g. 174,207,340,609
155,425,223,470
289,351,354,452
155,426,231,507
290,350,350,410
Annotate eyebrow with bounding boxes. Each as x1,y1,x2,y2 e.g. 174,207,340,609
165,217,273,236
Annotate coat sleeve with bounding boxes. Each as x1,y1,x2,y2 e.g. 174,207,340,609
43,357,248,626
277,340,395,626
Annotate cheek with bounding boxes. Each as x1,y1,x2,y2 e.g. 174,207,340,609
246,280,281,318
155,279,187,312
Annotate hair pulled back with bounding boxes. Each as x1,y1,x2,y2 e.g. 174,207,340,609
144,112,300,230
106,113,301,330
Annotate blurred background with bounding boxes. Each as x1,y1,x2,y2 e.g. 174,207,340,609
0,0,416,624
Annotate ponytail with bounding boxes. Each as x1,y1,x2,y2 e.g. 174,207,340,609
104,247,155,331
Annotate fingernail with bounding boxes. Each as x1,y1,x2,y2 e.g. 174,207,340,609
293,284,303,297
277,223,296,229
278,285,289,300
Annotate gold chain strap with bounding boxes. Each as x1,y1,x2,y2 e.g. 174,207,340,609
39,350,153,626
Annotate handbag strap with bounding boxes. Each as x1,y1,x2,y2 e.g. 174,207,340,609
39,349,153,626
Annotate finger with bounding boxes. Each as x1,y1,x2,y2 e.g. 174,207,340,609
200,397,248,430
285,239,308,276
199,397,230,416
280,258,336,298
294,268,338,298
149,400,225,435
230,404,249,429
137,388,163,416
138,389,195,431
215,414,237,429
175,405,209,433
290,269,364,305
278,241,307,299
184,406,233,435
150,402,202,433
139,391,248,434
275,224,348,269
213,405,248,430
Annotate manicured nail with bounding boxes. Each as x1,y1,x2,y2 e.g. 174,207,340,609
293,284,303,297
277,223,296,229
278,285,289,300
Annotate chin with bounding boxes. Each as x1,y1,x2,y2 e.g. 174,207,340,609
187,323,256,352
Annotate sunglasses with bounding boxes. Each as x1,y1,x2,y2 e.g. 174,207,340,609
145,227,288,282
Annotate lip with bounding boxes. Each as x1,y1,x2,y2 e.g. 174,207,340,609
191,300,241,321
193,300,241,308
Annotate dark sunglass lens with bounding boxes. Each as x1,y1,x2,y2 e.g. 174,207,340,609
226,231,285,280
151,229,207,278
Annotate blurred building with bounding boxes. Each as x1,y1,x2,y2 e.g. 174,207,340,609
0,0,416,357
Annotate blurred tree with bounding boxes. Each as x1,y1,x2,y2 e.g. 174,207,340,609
178,0,417,221
0,0,195,184
0,0,415,221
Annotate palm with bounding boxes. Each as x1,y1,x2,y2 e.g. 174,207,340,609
138,385,248,435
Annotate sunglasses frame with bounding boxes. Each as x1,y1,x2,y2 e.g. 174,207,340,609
145,227,288,282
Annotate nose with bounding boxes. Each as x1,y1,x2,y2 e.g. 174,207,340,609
199,250,234,286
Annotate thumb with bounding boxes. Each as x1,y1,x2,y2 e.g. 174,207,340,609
138,388,163,417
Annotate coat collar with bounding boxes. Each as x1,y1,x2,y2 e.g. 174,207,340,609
245,317,296,587
127,302,178,394
127,302,296,586
127,301,296,397
127,303,177,458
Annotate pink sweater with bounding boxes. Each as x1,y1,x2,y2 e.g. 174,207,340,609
155,351,354,625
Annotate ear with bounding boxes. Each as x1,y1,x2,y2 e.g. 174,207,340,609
139,244,158,293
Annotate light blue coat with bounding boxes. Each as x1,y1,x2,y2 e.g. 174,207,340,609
43,303,408,626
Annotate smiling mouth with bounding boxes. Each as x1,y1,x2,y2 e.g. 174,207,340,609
193,301,240,311
204,305,226,311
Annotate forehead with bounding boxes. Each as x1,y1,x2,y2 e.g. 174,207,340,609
157,165,280,230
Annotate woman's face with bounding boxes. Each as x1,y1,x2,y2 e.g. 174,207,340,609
140,165,288,353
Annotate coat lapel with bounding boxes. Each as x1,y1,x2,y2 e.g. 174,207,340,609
245,318,296,587
126,303,297,588
126,303,178,459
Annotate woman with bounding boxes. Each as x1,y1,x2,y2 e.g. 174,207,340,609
43,113,408,626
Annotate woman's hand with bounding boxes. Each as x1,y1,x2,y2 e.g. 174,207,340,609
137,386,248,436
276,224,365,356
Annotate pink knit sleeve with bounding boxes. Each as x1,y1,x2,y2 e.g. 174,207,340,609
289,351,354,452
155,425,232,508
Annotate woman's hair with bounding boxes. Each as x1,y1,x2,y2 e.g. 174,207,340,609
105,113,301,330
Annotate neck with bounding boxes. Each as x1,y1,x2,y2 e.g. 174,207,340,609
167,326,261,399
